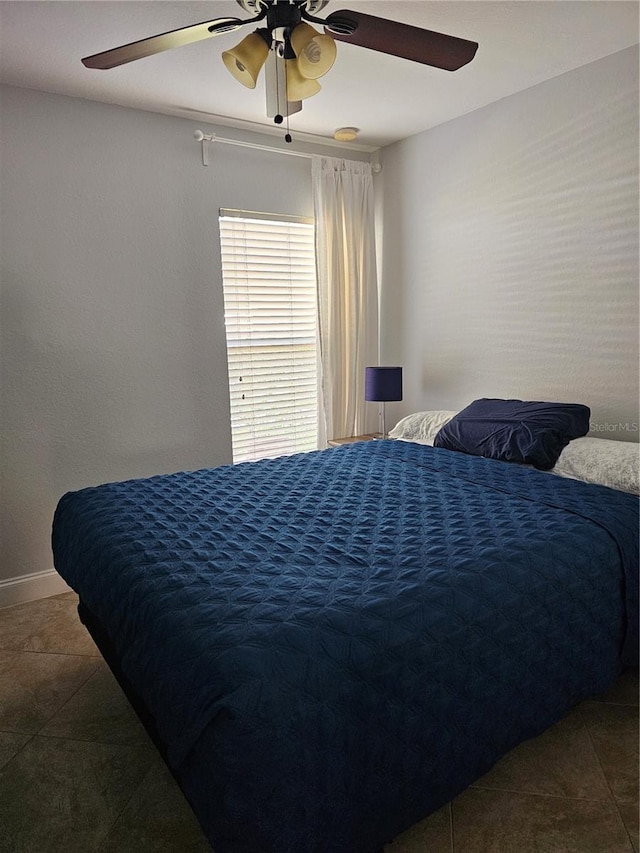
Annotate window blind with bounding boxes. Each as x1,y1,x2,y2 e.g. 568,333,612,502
219,210,319,464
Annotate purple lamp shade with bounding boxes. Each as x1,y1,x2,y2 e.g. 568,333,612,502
365,366,403,402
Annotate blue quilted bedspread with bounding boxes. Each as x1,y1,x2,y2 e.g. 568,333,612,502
52,441,638,853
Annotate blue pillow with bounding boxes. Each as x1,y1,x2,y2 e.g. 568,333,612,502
433,398,590,470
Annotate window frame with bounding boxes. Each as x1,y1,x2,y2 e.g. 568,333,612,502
219,208,319,464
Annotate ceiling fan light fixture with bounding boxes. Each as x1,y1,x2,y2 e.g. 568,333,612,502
222,29,271,88
285,58,321,101
81,1,479,124
290,22,337,79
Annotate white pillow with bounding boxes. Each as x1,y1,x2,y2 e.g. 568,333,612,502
389,410,458,445
551,437,639,495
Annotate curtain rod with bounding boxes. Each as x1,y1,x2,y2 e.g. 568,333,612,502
193,130,381,171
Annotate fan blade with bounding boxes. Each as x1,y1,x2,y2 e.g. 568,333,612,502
324,10,478,71
82,17,247,69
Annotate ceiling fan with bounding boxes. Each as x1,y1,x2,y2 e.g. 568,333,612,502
82,0,478,131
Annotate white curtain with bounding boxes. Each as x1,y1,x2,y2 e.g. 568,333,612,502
312,156,379,444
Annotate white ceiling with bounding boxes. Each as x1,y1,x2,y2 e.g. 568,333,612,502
0,1,637,149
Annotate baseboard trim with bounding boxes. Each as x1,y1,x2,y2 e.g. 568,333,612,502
0,569,71,610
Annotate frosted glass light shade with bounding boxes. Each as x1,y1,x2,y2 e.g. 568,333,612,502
222,32,270,88
290,22,337,79
285,59,321,100
334,126,358,142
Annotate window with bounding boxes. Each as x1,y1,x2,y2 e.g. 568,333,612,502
219,209,319,464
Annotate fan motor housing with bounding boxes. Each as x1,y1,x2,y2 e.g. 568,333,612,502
236,0,329,15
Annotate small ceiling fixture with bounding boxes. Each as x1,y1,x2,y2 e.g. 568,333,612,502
334,127,358,142
81,0,478,140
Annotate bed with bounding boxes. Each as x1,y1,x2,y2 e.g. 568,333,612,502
52,435,639,853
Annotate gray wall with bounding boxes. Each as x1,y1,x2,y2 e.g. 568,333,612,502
2,45,638,599
378,46,639,438
0,85,364,597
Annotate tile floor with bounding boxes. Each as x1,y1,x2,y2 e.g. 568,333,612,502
0,591,637,853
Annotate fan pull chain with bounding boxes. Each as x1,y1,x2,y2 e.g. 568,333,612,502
273,40,284,128
283,32,292,143
272,37,292,144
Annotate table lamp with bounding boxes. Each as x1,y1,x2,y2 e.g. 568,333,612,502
365,366,403,438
